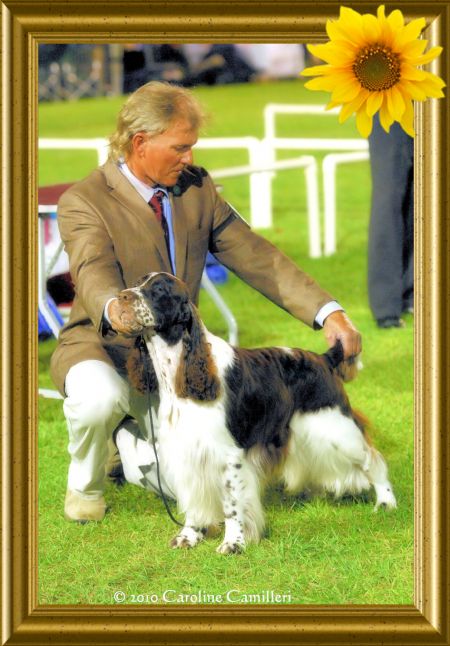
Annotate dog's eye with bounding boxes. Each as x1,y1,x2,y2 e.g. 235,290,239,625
151,282,166,297
136,273,151,286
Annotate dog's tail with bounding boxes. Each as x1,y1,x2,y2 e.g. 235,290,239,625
323,340,361,382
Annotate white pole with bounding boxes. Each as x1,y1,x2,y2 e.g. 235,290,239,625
322,151,370,256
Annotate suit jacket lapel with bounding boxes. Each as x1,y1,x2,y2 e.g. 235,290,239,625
102,160,172,270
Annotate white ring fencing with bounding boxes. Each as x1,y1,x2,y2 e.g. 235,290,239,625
38,136,322,256
263,104,370,255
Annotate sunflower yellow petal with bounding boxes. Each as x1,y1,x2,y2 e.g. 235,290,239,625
301,64,333,77
326,20,346,42
335,25,366,48
339,6,364,28
379,97,394,132
388,85,405,121
306,43,336,63
386,9,404,31
401,39,428,59
362,13,381,42
338,103,356,123
326,19,339,40
417,77,446,98
366,91,384,116
335,7,366,46
424,71,446,88
323,45,356,66
304,76,340,92
393,17,426,50
339,89,369,122
378,19,394,47
331,79,362,103
401,65,428,81
376,6,389,39
387,86,406,119
307,42,355,66
399,100,415,137
304,72,355,92
356,106,373,137
398,79,427,101
415,46,443,65
306,43,328,59
325,20,360,50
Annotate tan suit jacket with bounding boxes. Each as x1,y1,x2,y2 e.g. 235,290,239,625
50,160,333,395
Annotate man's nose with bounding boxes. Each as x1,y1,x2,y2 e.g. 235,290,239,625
181,149,193,165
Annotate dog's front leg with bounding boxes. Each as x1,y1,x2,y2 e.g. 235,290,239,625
170,519,206,550
217,458,248,555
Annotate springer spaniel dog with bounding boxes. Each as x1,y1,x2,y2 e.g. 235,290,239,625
118,272,397,554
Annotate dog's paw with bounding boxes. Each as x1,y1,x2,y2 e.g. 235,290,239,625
374,488,397,511
170,526,204,549
170,535,194,549
216,540,245,555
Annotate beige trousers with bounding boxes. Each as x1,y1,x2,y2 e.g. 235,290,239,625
63,360,173,500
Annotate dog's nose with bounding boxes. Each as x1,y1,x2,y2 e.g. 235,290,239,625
118,290,137,303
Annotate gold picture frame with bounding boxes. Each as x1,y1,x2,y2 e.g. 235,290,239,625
1,0,449,643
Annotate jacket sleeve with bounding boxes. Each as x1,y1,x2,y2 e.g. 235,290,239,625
57,188,126,334
205,176,334,329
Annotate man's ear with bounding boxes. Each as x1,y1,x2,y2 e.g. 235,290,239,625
130,132,148,157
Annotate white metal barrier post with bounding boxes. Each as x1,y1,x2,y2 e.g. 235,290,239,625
322,152,370,256
194,137,271,229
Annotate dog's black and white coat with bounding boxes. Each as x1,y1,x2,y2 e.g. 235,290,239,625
119,272,396,554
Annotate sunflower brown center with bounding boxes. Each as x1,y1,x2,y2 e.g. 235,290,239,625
353,44,401,91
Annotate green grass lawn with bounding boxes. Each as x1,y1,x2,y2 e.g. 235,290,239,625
38,80,414,606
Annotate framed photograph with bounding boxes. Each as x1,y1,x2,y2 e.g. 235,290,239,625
2,1,449,644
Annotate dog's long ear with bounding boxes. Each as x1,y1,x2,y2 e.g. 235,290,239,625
175,304,220,401
126,338,158,394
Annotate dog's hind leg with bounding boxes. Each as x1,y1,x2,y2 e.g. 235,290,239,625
365,447,397,511
287,408,397,509
217,454,264,555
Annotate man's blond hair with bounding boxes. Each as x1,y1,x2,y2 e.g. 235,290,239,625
108,81,206,161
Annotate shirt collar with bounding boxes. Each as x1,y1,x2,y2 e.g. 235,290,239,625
118,161,169,202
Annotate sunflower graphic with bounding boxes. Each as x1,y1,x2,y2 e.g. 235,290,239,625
301,5,445,137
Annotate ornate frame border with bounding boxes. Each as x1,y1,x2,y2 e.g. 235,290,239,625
1,1,449,644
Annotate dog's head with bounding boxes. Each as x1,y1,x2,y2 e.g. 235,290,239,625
120,273,220,401
118,272,192,344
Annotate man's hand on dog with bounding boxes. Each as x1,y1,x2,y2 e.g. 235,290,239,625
108,297,144,337
323,311,362,360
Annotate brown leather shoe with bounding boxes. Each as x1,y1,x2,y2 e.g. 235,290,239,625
64,490,107,523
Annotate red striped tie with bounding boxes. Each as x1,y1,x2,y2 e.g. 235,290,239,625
149,190,173,272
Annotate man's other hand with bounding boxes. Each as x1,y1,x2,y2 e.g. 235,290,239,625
322,310,362,360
